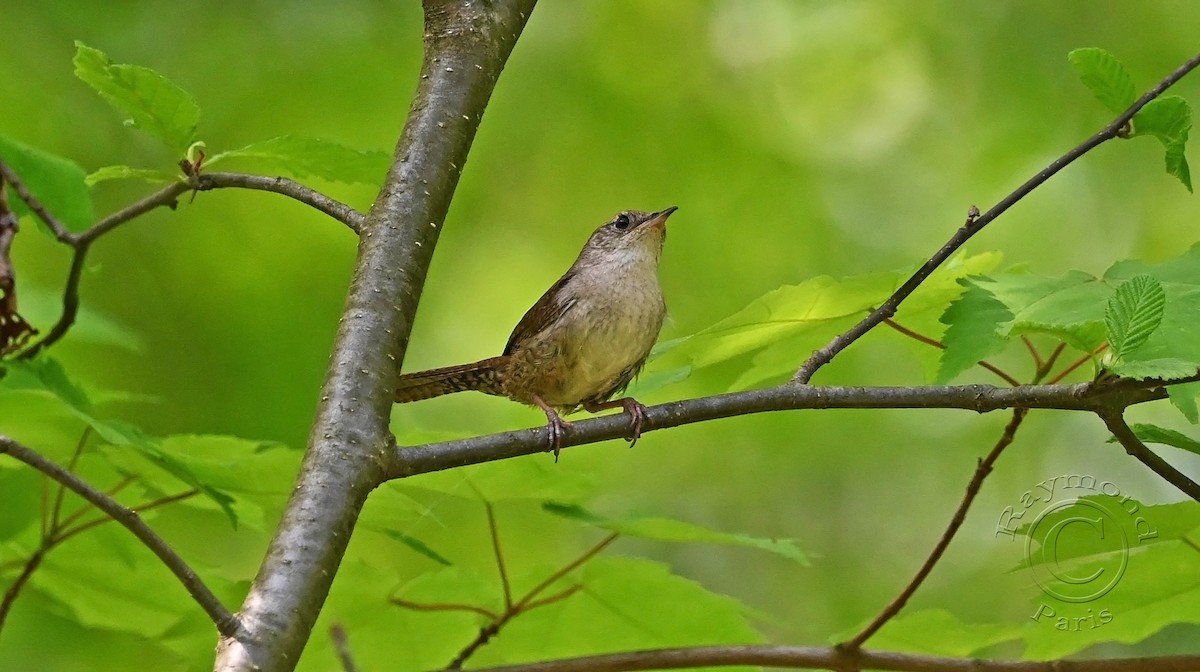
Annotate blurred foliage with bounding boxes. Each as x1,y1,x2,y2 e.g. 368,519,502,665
3,2,1200,670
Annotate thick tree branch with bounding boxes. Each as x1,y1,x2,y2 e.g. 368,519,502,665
793,50,1200,384
459,645,1200,672
387,379,1174,478
214,2,538,670
0,436,239,638
1099,410,1200,502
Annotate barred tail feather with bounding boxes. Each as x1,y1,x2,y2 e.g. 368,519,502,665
394,356,507,402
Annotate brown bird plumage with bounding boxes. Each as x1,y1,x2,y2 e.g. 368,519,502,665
395,207,677,456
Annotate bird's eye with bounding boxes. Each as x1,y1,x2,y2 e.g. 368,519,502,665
613,214,632,230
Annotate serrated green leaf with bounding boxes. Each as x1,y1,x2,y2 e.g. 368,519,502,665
544,502,808,565
88,420,239,529
381,530,453,567
73,42,200,154
0,358,92,410
86,165,178,187
1068,48,1137,115
1132,95,1193,191
1169,381,1200,423
476,556,762,668
1108,423,1200,456
0,358,239,527
402,455,596,504
837,608,1021,657
1105,274,1166,359
647,252,1001,390
0,133,94,233
205,135,388,185
936,279,1012,384
1106,357,1198,380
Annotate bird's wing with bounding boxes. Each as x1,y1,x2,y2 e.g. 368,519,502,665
504,271,577,356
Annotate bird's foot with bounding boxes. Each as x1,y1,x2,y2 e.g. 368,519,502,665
584,397,650,448
618,398,650,448
534,396,573,461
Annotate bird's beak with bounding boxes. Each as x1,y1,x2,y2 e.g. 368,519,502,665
647,206,678,229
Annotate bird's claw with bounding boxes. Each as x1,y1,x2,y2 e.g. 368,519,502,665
544,412,574,461
620,398,650,448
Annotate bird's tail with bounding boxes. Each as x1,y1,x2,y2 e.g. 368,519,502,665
394,356,507,403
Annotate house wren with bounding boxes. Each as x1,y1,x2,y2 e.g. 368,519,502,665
395,207,676,457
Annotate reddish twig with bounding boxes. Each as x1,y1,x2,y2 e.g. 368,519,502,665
882,318,1020,386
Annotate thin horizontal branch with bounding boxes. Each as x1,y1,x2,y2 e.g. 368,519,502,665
387,378,1174,478
794,49,1200,384
196,172,364,233
460,645,1200,672
0,436,241,639
1099,410,1200,502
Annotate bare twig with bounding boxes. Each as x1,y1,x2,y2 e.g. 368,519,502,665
842,409,1028,650
513,533,617,611
1046,345,1106,384
6,160,361,359
0,160,71,242
1020,336,1042,370
439,645,1200,672
1099,410,1200,502
446,533,618,670
196,173,364,233
485,502,514,610
794,50,1200,384
1,484,198,635
881,318,1020,386
329,624,359,672
0,436,241,638
389,597,498,620
0,548,45,635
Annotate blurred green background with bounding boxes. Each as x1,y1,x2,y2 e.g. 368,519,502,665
4,1,1200,670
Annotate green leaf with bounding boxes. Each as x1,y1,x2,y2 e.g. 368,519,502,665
0,133,94,232
1109,423,1200,456
380,530,453,566
544,502,808,565
403,455,597,504
1068,48,1137,115
0,358,239,527
647,252,1001,390
838,608,1021,657
86,165,178,187
89,421,239,529
1169,381,1200,423
475,556,762,668
1106,357,1197,380
936,279,1012,384
1132,95,1193,192
205,135,389,185
1105,274,1166,359
73,42,200,154
0,358,92,411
